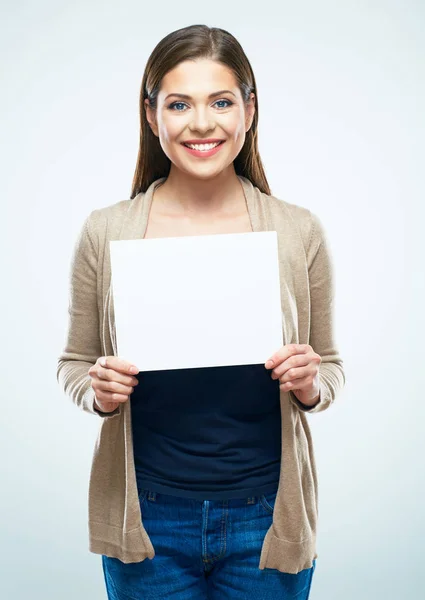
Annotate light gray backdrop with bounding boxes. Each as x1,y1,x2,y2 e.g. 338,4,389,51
1,1,423,598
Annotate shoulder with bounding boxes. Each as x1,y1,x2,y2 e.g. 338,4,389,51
83,197,135,242
267,192,312,224
259,188,325,256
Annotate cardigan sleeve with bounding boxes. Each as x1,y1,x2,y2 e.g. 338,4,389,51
289,211,345,413
56,212,120,419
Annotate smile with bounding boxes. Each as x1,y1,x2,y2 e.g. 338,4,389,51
183,142,223,151
181,141,225,158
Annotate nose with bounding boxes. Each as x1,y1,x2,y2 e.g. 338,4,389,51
189,106,214,134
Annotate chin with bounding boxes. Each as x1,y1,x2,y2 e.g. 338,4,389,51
181,158,238,179
191,170,229,183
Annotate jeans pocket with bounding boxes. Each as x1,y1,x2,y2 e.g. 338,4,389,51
259,490,278,515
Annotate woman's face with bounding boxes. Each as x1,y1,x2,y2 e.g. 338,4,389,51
145,58,255,180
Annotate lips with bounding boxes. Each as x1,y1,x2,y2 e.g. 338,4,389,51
181,140,225,152
182,139,225,145
181,142,225,152
181,140,226,158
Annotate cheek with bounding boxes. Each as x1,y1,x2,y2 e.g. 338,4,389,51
224,114,246,142
233,125,245,143
158,121,172,144
157,112,182,144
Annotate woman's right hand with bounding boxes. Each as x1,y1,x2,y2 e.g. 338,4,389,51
88,356,139,413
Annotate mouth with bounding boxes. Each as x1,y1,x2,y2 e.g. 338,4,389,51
180,140,226,158
181,140,225,152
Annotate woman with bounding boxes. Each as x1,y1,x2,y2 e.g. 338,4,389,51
57,24,345,599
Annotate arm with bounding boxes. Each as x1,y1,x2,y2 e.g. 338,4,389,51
289,211,345,413
56,212,120,418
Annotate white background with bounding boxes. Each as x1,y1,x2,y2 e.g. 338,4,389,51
1,1,423,598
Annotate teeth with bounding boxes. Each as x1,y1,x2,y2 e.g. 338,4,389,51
186,142,221,151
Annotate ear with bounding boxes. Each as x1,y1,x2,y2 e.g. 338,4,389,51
245,93,256,133
144,98,159,137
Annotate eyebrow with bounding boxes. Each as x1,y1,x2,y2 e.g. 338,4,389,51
164,90,237,101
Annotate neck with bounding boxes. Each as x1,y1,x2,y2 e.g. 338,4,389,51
154,165,245,217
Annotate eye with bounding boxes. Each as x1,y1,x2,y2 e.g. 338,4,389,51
168,102,188,111
167,99,234,111
214,99,233,109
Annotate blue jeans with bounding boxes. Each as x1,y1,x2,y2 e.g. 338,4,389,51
102,488,316,599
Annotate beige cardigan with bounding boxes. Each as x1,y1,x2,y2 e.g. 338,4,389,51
57,175,345,575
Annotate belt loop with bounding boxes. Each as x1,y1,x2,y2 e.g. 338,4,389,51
247,496,256,504
148,490,156,502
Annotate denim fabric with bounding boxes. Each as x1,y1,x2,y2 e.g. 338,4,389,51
102,488,316,599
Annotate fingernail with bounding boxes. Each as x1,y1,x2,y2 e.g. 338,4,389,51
265,360,274,369
130,366,139,374
100,357,106,367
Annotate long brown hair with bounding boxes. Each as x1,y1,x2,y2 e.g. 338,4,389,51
130,24,271,198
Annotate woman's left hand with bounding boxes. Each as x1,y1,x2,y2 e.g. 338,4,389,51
265,344,322,407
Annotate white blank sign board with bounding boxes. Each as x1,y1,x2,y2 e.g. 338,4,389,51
109,231,283,372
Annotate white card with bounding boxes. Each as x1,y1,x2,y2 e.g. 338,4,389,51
109,231,283,371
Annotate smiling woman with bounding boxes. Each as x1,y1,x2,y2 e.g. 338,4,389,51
144,59,252,178
131,25,270,207
58,22,345,600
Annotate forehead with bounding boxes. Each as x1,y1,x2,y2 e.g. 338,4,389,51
159,59,239,96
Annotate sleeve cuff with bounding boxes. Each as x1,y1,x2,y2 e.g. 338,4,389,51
289,390,322,412
92,396,121,418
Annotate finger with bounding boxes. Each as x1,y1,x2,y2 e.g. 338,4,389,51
99,380,136,396
271,354,311,380
99,356,139,375
96,390,130,404
90,361,138,388
278,365,311,385
99,367,139,387
265,344,310,370
279,374,312,392
95,357,139,384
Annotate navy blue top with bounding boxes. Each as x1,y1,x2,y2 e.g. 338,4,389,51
131,363,281,500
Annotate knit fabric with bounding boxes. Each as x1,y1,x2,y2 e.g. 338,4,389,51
57,175,345,574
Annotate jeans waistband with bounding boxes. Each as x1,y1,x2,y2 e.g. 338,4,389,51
141,488,277,505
